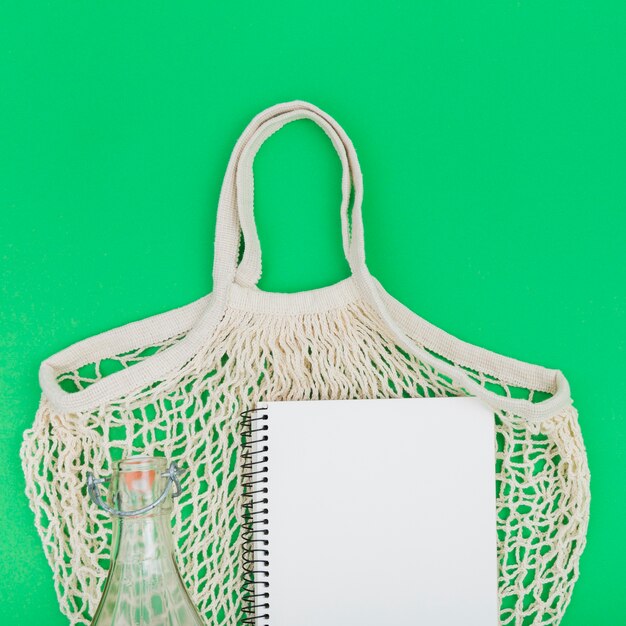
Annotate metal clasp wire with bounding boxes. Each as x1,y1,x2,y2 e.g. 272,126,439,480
86,462,183,518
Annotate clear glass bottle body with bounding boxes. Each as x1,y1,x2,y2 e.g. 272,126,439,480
91,457,203,626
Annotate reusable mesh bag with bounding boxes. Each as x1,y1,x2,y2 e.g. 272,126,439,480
21,101,590,626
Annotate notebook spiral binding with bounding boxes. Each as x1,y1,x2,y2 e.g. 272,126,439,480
241,407,270,625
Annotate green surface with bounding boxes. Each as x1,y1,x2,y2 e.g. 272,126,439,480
1,1,624,624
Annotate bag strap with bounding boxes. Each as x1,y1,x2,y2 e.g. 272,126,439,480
353,270,572,421
39,100,572,421
234,107,365,288
211,101,366,292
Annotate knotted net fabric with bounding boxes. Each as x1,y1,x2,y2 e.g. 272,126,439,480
21,101,589,626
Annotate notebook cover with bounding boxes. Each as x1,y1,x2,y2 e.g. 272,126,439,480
243,396,498,626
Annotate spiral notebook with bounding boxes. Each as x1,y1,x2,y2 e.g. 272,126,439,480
241,397,498,626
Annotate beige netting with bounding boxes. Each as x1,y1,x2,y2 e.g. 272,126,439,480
21,100,590,626
21,293,589,625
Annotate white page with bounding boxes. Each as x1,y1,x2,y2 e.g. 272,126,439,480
252,396,498,625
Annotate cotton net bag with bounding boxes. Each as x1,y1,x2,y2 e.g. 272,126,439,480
21,101,589,626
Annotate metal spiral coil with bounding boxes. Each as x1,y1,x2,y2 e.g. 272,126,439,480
241,407,270,624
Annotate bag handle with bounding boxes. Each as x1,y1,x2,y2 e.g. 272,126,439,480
234,107,365,288
211,101,365,292
39,100,572,421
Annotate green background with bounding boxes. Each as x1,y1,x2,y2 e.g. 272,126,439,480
1,1,624,624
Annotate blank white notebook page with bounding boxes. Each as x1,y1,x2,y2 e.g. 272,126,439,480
254,396,498,626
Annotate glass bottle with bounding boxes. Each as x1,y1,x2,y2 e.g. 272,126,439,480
87,456,203,626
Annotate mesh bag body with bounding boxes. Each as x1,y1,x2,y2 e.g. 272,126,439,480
21,101,589,626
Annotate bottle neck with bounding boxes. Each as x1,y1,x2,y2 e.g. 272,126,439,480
111,512,175,564
107,457,176,565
